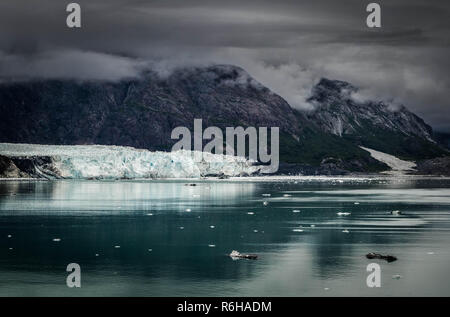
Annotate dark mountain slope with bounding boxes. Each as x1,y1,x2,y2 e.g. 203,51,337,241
0,65,298,150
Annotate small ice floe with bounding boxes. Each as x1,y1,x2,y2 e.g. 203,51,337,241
9,247,13,250
391,210,402,215
114,245,120,248
337,212,351,216
354,202,360,205
179,226,184,230
324,288,330,291
342,229,350,233
310,224,315,228
146,213,154,216
208,244,216,248
7,235,12,238
148,249,152,252
95,253,99,257
229,250,258,260
253,229,258,233
192,194,200,198
247,212,255,215
210,225,215,229
292,209,301,213
263,201,269,206
52,238,61,242
185,208,191,212
262,194,271,197
293,228,304,232
392,274,402,280
427,252,435,255
283,194,292,197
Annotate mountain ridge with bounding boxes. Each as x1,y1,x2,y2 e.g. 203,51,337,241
0,64,447,175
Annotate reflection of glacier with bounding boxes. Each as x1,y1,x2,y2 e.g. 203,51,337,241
0,143,259,179
0,180,256,214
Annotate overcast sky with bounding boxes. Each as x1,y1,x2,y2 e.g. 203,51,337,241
0,0,449,131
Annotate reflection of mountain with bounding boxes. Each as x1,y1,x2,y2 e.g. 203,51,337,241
0,65,448,175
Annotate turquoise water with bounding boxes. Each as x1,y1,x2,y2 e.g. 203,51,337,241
1,177,450,296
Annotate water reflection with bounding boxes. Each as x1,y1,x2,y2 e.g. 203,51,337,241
0,180,256,214
0,177,450,296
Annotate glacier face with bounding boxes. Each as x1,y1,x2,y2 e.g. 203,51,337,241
0,143,260,179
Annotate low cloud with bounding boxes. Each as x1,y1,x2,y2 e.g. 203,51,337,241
240,62,320,111
0,0,448,131
0,50,146,81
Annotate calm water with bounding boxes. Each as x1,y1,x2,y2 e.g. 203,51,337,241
1,177,450,296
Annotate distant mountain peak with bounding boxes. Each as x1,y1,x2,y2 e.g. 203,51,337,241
307,77,434,143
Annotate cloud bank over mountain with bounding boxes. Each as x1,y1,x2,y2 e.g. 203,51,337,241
0,0,449,131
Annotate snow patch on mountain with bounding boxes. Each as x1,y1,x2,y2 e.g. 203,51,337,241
360,146,416,173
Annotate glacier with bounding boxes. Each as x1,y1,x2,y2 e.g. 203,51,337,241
0,143,260,179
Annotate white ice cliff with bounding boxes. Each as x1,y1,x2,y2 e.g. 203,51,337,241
0,143,260,179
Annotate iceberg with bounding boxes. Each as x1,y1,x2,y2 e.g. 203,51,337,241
0,143,260,179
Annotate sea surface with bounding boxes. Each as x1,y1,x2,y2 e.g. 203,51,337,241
1,176,450,296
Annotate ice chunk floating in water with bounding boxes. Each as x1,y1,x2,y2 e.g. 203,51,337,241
0,143,260,179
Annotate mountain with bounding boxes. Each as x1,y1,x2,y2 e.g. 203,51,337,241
0,65,298,150
0,64,447,175
305,78,443,160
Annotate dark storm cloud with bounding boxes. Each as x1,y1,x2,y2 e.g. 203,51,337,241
0,0,449,131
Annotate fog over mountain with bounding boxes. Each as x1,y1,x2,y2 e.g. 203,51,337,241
0,0,449,131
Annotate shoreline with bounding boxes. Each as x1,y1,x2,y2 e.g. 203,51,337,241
2,174,450,182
